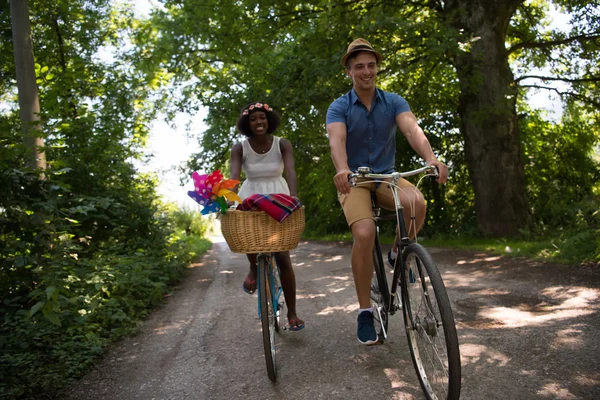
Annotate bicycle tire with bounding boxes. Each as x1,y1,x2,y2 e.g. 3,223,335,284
259,256,277,382
372,237,390,340
401,243,461,400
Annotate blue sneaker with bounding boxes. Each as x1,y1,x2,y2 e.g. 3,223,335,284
357,311,378,345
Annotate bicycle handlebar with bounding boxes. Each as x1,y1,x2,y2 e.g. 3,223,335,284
348,165,438,186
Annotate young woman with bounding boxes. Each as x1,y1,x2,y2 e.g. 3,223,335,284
229,102,304,331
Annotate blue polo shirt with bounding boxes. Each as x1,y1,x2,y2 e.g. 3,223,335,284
326,88,410,174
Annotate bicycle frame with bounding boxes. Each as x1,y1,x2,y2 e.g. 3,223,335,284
350,165,438,323
351,166,462,400
256,253,283,320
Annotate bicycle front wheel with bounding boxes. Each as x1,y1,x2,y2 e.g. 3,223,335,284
402,243,461,400
259,256,277,382
272,260,282,333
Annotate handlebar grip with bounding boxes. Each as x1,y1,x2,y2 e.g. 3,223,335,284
347,173,358,187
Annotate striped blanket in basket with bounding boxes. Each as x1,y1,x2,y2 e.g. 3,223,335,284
236,194,302,223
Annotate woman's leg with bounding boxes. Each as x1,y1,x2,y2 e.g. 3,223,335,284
274,251,304,329
243,253,258,293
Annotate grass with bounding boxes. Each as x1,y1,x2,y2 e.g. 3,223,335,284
417,236,565,262
183,235,213,263
302,232,596,266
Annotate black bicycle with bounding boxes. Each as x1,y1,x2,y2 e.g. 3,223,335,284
349,166,461,400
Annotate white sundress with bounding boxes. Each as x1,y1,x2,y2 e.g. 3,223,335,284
237,136,290,201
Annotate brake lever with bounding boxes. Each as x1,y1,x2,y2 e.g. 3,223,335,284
347,173,359,187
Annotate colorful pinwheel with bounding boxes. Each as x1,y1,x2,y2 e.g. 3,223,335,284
187,170,241,214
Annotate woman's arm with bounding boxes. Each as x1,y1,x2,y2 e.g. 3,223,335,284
230,142,243,192
280,138,298,197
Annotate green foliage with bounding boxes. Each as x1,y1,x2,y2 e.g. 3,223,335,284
522,109,599,225
136,0,464,235
0,1,213,398
170,205,214,237
1,0,598,394
548,202,599,264
0,166,206,398
135,0,598,238
517,104,600,262
420,208,599,265
178,235,213,263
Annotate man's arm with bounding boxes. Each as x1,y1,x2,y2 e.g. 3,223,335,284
327,122,353,194
396,112,448,184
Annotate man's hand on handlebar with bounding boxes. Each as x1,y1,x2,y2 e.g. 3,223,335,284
333,169,353,195
427,160,448,184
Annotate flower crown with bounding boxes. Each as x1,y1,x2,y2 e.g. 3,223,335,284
242,102,272,116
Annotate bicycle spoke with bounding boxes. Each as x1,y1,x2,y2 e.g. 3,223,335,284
349,169,460,399
411,284,450,398
403,243,461,400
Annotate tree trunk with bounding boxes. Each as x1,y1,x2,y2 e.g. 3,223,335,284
445,0,530,237
10,0,46,173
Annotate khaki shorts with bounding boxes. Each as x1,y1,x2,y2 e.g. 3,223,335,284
338,178,419,227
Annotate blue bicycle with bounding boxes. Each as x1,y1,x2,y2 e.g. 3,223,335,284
255,252,283,381
221,207,305,382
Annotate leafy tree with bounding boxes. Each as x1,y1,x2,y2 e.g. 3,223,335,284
9,0,46,172
139,0,599,237
1,1,207,397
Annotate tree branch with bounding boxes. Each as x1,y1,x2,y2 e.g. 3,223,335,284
508,33,600,54
516,74,600,83
52,13,77,120
521,84,600,108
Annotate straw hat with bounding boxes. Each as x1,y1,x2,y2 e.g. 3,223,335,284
340,38,383,67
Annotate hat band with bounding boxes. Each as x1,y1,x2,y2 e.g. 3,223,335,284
349,44,375,52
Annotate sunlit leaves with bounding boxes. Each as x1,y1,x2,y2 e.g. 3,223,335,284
0,1,208,397
129,0,599,237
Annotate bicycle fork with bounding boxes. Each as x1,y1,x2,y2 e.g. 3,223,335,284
256,255,283,321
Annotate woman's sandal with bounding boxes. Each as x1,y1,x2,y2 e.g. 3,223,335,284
242,275,257,295
288,318,305,332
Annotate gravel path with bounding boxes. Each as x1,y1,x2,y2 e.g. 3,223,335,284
63,238,600,400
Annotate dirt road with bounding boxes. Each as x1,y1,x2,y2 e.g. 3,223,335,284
64,238,600,400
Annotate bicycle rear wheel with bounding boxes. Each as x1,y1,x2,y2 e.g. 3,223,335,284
259,256,277,382
371,237,389,341
402,243,461,400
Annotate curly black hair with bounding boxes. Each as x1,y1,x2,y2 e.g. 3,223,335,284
236,102,281,137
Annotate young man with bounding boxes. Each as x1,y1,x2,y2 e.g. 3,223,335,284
326,38,448,345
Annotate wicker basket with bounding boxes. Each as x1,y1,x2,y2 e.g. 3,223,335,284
220,207,305,253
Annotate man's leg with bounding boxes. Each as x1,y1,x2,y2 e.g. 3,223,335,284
350,218,376,309
350,218,379,345
338,183,380,344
